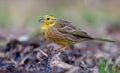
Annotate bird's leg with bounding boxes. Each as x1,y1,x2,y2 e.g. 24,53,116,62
54,45,68,55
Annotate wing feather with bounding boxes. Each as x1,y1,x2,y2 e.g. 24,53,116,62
55,19,92,39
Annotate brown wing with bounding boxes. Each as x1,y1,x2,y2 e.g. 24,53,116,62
55,19,93,39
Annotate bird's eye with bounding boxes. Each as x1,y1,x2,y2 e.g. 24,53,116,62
47,18,50,20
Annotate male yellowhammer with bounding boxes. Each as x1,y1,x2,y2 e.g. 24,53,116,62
39,15,115,54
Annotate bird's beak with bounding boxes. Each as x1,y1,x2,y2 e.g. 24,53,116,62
39,17,43,23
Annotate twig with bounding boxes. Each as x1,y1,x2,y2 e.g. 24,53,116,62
38,48,48,57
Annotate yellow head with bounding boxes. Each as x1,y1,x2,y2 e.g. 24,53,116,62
39,15,56,28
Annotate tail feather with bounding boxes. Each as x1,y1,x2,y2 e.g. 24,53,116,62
77,35,118,43
92,37,115,43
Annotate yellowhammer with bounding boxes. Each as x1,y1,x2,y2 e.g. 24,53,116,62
39,15,115,53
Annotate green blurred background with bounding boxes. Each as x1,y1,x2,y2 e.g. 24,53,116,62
0,0,120,38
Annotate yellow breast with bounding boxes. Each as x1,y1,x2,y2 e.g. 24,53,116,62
41,26,70,46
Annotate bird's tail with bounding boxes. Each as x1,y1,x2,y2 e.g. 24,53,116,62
91,37,115,43
78,35,118,43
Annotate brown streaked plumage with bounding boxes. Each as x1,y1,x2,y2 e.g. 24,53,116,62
39,15,115,54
